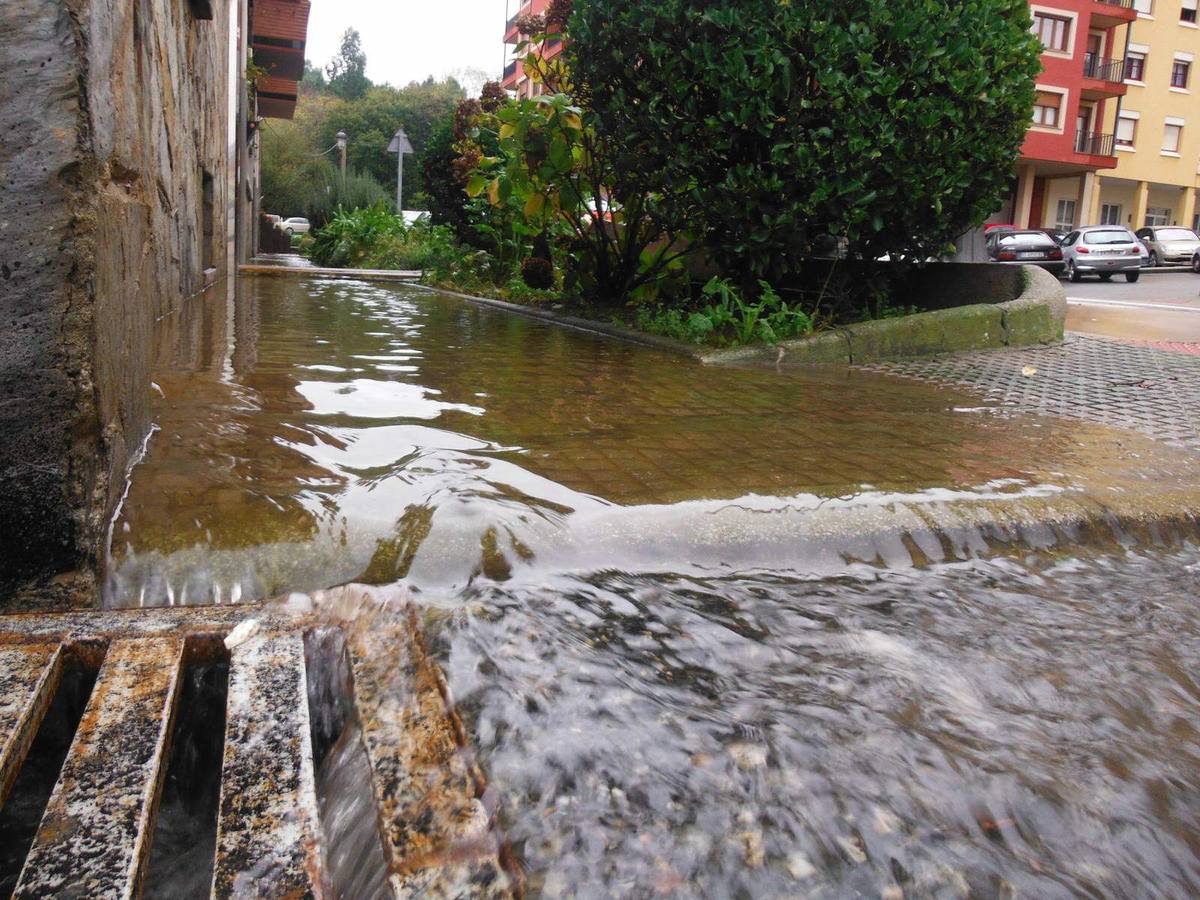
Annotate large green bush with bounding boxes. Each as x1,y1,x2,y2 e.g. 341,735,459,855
569,0,1042,281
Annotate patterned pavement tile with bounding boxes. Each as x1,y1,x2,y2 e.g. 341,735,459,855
862,334,1200,450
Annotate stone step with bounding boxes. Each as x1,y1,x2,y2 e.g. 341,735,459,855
0,602,516,899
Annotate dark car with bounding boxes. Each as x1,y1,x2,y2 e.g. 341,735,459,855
985,229,1065,275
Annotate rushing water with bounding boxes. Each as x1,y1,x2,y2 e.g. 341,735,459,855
110,276,1200,896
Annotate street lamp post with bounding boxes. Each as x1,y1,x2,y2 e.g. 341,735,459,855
388,128,415,214
336,131,348,183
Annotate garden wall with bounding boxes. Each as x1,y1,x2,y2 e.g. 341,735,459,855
0,0,233,598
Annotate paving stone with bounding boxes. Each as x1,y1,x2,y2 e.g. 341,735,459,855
863,334,1200,450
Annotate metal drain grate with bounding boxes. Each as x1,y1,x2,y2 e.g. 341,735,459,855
0,601,516,898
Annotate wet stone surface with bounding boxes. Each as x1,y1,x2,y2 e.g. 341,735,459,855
866,333,1200,449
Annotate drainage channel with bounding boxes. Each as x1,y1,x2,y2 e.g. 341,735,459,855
0,602,516,898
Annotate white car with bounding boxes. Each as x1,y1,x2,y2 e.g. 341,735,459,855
281,217,310,236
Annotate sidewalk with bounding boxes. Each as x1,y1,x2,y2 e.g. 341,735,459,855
863,333,1200,449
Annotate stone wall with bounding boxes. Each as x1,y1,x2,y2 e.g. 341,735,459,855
0,0,232,598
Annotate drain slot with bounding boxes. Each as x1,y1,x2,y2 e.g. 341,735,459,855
0,644,103,898
142,638,230,899
307,627,391,900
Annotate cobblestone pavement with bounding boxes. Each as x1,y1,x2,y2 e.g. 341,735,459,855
862,334,1200,450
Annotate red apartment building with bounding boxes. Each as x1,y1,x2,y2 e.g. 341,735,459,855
502,0,565,98
1003,1,1138,230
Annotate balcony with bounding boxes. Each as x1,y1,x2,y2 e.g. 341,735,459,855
502,60,519,85
1090,0,1138,29
1081,53,1129,99
1075,131,1116,158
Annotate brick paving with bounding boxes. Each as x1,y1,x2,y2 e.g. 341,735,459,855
1126,339,1200,357
863,334,1200,450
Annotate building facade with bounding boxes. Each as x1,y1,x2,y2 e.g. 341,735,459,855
1095,0,1200,232
1007,0,1138,231
501,0,565,99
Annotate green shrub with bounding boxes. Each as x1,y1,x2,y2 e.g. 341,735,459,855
569,0,1042,281
309,204,406,268
309,206,466,272
636,278,813,347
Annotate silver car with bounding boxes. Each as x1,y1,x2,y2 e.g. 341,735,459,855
1060,226,1142,283
1135,226,1200,267
281,216,310,236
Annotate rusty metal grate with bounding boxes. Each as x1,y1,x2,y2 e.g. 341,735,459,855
0,599,517,898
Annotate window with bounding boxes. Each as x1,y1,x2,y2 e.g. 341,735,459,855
1183,0,1198,24
1033,13,1072,52
1125,52,1147,81
1164,123,1183,153
1032,90,1063,128
1133,0,1153,14
1083,229,1136,245
1145,207,1172,227
1172,60,1192,88
1100,204,1123,225
1054,199,1077,233
1116,115,1138,147
200,169,215,271
186,0,214,18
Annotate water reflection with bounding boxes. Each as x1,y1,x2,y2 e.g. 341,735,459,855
108,278,1200,606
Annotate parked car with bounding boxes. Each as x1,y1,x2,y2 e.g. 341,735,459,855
1135,226,1200,267
1192,248,1200,274
1060,226,1143,282
281,217,310,236
985,229,1064,275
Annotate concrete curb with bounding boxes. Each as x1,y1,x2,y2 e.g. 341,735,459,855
282,265,1068,368
701,264,1067,366
239,264,423,281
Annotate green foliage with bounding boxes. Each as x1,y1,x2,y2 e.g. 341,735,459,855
420,118,473,237
465,86,692,304
300,59,327,95
636,278,813,347
569,0,1042,281
325,29,371,101
317,80,464,207
308,206,466,272
309,205,406,268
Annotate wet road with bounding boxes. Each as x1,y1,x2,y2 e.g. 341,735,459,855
1065,270,1200,343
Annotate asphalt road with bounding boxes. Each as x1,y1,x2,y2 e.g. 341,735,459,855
1064,269,1200,342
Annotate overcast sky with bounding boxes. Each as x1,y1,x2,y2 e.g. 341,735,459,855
305,0,513,94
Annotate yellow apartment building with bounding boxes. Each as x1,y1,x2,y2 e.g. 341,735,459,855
1090,0,1200,232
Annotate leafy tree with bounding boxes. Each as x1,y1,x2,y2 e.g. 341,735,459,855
325,29,371,101
420,118,471,234
300,59,328,96
463,30,695,303
317,80,464,207
568,0,1042,282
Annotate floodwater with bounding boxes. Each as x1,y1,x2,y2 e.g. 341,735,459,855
110,276,1200,896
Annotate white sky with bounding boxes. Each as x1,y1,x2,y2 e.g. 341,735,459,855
304,0,514,93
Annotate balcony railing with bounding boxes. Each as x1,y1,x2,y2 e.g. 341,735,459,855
1093,0,1134,8
1082,53,1126,83
503,61,518,80
1075,131,1116,156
